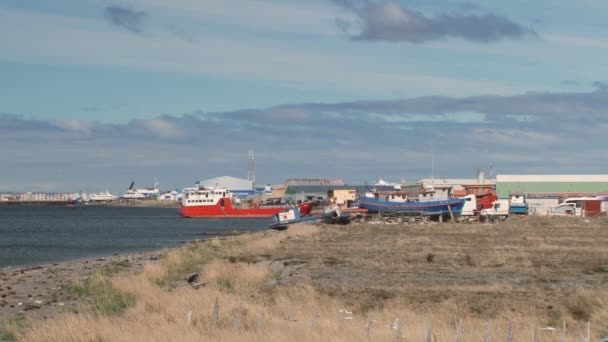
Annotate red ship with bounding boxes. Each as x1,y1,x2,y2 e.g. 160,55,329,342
180,186,313,218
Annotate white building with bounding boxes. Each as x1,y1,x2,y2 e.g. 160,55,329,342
198,176,255,196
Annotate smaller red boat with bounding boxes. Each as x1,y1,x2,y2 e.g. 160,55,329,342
180,186,313,218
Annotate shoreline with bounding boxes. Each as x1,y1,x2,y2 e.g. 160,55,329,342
0,230,253,324
4,218,608,340
0,229,251,271
0,201,181,208
0,245,179,323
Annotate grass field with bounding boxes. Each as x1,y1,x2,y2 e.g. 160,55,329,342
14,216,608,341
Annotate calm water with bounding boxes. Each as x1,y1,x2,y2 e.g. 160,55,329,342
0,205,270,268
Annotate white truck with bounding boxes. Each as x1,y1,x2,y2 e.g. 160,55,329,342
480,199,509,222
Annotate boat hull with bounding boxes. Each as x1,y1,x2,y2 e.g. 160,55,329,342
180,200,312,218
359,198,466,216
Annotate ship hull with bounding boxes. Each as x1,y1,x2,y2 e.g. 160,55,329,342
180,200,313,218
359,198,466,216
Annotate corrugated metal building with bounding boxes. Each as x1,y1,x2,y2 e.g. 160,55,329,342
273,179,345,199
418,178,496,191
199,176,254,196
273,178,394,201
496,175,608,198
283,184,396,202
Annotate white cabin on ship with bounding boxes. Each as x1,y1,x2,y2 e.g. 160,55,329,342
182,186,232,207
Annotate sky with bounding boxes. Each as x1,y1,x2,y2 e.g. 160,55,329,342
1,0,607,192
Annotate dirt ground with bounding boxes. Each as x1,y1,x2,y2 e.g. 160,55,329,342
273,216,608,325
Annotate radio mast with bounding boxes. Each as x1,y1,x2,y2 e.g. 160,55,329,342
247,148,255,183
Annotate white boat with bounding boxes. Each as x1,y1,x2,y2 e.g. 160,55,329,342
89,191,118,202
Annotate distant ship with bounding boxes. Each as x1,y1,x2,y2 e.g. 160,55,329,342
121,180,160,200
180,185,313,218
88,191,117,202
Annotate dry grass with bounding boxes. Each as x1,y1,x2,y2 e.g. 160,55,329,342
19,220,608,341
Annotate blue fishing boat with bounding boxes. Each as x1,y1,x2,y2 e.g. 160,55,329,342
359,185,466,219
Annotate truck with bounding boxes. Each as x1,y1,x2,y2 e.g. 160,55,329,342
480,199,510,222
459,193,498,219
509,194,528,215
561,197,604,217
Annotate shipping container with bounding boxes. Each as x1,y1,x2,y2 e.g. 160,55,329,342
582,200,602,217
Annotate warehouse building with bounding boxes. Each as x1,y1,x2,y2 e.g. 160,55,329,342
496,175,608,198
272,179,395,202
198,176,254,197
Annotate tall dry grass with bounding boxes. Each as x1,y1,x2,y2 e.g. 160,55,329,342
19,222,608,341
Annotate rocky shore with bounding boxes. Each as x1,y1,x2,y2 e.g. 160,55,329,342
0,230,249,333
0,250,164,324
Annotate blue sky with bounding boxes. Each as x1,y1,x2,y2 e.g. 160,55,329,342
1,0,607,192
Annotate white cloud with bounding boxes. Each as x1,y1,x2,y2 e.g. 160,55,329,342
545,34,608,49
143,0,339,36
369,111,486,124
49,119,94,135
129,118,182,138
0,6,527,98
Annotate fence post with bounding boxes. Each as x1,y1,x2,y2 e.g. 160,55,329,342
483,322,492,342
426,322,433,342
395,318,403,342
234,301,243,330
187,308,194,326
559,320,565,342
309,313,317,333
211,297,219,333
257,304,266,334
287,304,293,322
532,321,537,342
455,318,463,342
584,322,590,342
506,321,514,342
366,319,374,341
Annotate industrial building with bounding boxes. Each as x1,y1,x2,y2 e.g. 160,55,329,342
270,179,399,202
198,176,254,197
328,189,357,205
271,179,344,201
496,175,608,198
416,171,495,196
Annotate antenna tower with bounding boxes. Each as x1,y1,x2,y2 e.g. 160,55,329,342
248,148,255,183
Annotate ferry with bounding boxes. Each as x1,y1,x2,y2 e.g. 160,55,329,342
180,186,313,218
88,191,118,202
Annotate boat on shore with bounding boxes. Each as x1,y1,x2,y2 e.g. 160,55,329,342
180,186,313,218
121,180,160,200
88,191,118,202
267,205,351,230
359,185,466,219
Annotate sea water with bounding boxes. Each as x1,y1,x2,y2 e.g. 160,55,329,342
0,205,269,268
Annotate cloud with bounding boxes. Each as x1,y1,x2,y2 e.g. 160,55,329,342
593,81,608,92
128,117,183,138
104,5,146,33
49,120,94,135
333,0,537,43
3,86,608,192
